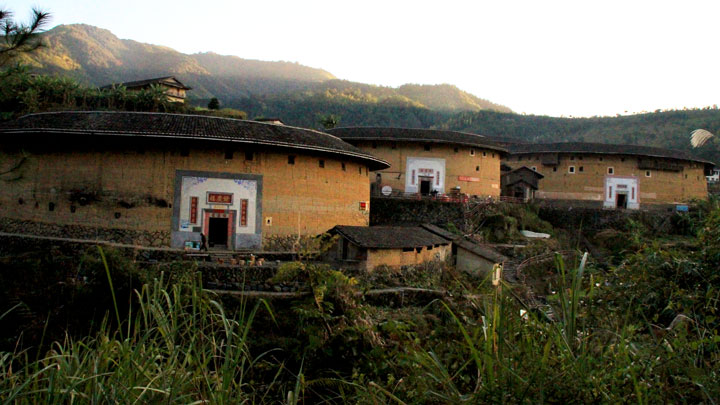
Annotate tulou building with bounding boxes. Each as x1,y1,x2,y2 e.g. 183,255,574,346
504,142,713,209
327,127,507,198
0,111,389,250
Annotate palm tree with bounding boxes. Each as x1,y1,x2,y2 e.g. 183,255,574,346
0,8,51,67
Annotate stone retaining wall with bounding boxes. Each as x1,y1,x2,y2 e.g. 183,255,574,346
0,217,170,247
370,197,465,229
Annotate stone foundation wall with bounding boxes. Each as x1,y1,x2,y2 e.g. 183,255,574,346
0,217,171,247
370,197,466,229
537,206,680,232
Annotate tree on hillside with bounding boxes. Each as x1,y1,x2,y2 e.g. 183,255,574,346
207,97,220,110
318,113,340,129
0,8,51,66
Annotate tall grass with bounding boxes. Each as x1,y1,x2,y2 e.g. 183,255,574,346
0,270,280,403
359,253,719,404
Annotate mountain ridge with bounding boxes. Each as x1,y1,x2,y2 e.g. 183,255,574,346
18,24,512,113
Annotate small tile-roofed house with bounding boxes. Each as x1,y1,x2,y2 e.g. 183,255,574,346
421,224,508,275
501,166,544,202
328,225,451,271
101,76,192,103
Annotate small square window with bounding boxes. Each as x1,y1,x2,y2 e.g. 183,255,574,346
492,153,495,158
288,155,296,165
319,160,325,168
553,167,558,172
599,157,603,161
454,147,459,153
645,170,651,177
482,151,487,157
569,166,576,173
424,144,431,151
607,167,614,174
476,166,480,171
245,151,254,161
359,166,362,174
579,166,584,172
621,157,625,162
531,166,537,171
224,149,234,160
342,162,346,171
570,156,575,161
470,149,475,156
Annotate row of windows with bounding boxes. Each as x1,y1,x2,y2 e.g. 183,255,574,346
555,165,652,177
546,166,700,180
181,148,366,174
518,154,620,162
287,155,367,174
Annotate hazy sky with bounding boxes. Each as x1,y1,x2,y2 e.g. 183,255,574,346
6,0,720,117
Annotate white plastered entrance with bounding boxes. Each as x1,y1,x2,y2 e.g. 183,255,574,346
603,175,639,210
405,157,446,194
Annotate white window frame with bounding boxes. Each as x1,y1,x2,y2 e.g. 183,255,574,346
531,166,537,171
470,149,475,156
607,167,614,175
645,170,651,177
568,166,576,174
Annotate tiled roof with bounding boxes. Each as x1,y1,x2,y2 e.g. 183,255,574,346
330,225,450,249
510,142,713,165
327,127,508,154
0,111,390,170
504,166,545,179
421,224,508,263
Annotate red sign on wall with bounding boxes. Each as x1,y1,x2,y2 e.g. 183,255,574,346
190,196,198,224
207,192,233,204
240,199,248,226
458,176,480,182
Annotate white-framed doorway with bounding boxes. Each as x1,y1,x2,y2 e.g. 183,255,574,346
603,175,639,209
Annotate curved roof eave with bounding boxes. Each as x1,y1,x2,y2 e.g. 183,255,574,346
328,126,508,155
0,111,391,171
509,142,714,166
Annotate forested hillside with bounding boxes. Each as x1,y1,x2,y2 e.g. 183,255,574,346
17,24,336,99
19,24,511,116
437,109,720,164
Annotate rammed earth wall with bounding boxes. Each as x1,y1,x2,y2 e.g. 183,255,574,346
505,153,708,206
356,141,502,197
0,137,371,248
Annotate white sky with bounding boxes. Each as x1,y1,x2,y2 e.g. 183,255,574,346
7,0,720,117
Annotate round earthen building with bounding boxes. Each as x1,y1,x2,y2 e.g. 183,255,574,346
0,111,389,250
